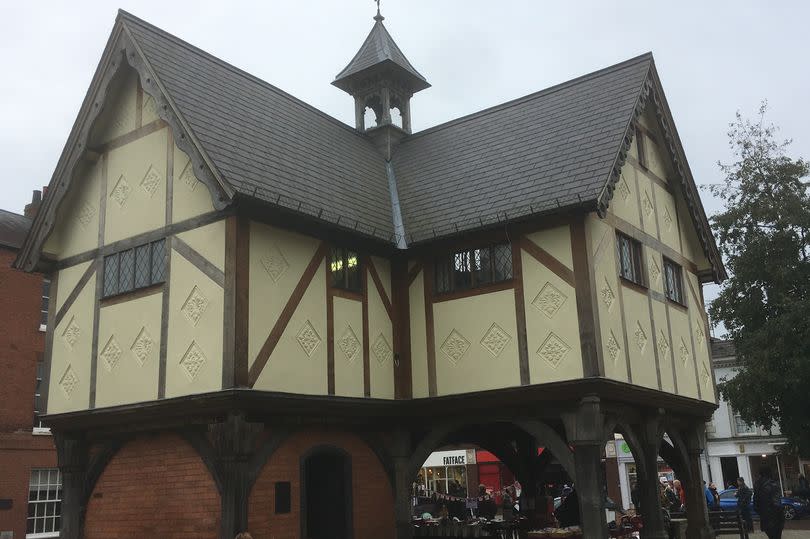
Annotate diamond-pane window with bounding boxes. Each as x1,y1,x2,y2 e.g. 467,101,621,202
617,233,644,286
330,247,362,293
134,244,151,289
151,238,166,283
119,248,135,294
103,254,119,297
663,258,684,304
435,243,513,294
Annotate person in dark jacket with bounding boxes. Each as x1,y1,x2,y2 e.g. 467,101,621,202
555,489,581,527
754,466,784,539
736,477,753,532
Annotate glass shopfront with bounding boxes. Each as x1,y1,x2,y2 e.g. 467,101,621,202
418,450,475,498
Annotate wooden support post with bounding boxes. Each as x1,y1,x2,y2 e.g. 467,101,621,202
636,416,668,539
568,396,607,539
684,425,713,539
55,434,89,539
390,430,414,539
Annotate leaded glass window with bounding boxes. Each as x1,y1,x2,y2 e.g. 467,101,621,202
103,239,167,298
617,233,644,286
434,243,513,294
330,247,362,293
663,258,684,304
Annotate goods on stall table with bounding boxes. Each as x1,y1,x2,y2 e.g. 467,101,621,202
527,526,582,538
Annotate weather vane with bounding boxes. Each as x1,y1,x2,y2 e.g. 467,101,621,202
374,0,384,21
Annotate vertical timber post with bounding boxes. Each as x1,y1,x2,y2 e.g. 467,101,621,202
55,434,89,539
684,423,713,539
637,414,668,539
568,396,607,539
390,430,414,539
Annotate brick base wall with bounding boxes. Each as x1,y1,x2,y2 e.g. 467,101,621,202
0,435,57,538
84,433,220,539
248,429,395,539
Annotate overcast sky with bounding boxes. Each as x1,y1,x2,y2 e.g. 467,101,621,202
1,1,807,332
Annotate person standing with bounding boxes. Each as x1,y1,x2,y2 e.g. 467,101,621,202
673,479,686,511
709,483,720,510
754,466,785,539
736,477,754,532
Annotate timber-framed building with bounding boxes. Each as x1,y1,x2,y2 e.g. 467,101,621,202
16,9,726,539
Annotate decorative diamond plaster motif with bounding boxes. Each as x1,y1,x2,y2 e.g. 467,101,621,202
179,159,198,191
657,330,670,358
642,190,654,217
131,327,155,366
59,365,79,398
100,336,122,372
679,338,690,365
480,323,511,358
140,165,162,197
181,286,209,326
440,329,470,365
261,245,289,283
110,175,132,207
296,321,321,358
617,174,631,202
649,256,661,284
606,331,621,363
372,334,392,365
634,322,648,353
532,282,567,318
663,207,674,230
180,341,206,380
701,363,711,388
62,316,80,350
537,332,570,369
695,321,706,347
337,326,361,363
77,203,96,229
600,277,615,311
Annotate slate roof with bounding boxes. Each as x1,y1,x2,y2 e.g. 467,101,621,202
393,54,652,243
124,14,395,241
0,209,32,250
333,16,429,93
710,338,736,361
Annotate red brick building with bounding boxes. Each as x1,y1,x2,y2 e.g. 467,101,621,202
0,195,59,539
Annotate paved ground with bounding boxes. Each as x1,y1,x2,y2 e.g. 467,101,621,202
747,518,810,538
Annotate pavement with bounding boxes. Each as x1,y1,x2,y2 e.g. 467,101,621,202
747,518,810,538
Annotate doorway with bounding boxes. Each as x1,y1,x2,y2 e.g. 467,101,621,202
720,457,740,489
301,447,353,539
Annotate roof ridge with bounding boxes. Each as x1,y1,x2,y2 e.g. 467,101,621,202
116,10,373,140
0,208,26,218
402,52,653,142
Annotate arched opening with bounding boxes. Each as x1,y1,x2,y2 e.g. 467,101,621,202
363,107,378,130
390,106,403,128
362,95,383,131
301,445,353,539
408,421,576,532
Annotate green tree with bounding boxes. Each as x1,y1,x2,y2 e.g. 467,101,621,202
708,103,810,452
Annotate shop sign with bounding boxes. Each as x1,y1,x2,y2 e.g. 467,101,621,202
422,449,475,468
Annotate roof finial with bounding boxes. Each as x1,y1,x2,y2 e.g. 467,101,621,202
374,0,384,22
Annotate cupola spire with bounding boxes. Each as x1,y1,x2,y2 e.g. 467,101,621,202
333,4,429,137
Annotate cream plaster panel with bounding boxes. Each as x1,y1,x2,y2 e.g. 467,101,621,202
142,90,161,125
94,70,138,143
653,184,680,253
651,299,675,393
48,273,95,414
622,288,658,390
368,278,394,399
43,161,102,260
686,272,715,403
644,245,665,296
253,265,327,394
333,296,364,398
644,135,670,181
172,145,216,222
54,261,93,313
628,134,640,160
176,220,226,272
370,256,392,300
592,230,628,382
610,165,641,230
249,223,320,369
433,290,520,395
165,251,224,398
409,271,429,398
637,172,658,239
95,291,162,408
522,251,582,383
527,225,573,270
637,109,654,130
104,127,168,244
668,305,699,399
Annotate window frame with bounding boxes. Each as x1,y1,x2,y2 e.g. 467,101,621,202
329,246,362,293
731,409,758,437
663,257,685,306
616,233,645,287
32,358,49,434
26,468,62,539
434,243,513,296
38,278,50,332
102,238,167,299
